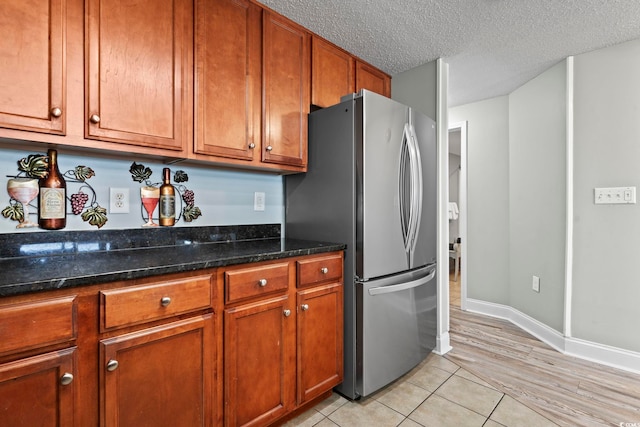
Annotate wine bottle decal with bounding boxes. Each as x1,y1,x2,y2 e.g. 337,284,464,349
158,167,176,226
38,149,67,230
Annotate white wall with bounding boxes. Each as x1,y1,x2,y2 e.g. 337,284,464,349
449,96,510,304
572,38,640,352
448,152,460,242
508,61,567,332
0,145,284,234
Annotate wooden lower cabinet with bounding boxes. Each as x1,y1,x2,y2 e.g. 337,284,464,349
296,283,343,404
0,347,76,426
222,252,344,427
100,315,214,427
224,295,295,427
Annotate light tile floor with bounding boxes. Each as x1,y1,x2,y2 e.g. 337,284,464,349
283,271,559,427
283,353,559,427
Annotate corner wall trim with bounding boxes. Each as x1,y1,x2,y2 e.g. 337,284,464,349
465,299,640,375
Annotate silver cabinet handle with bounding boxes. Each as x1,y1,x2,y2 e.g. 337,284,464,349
160,296,171,307
283,309,291,317
106,359,119,372
60,372,74,386
320,267,328,274
248,142,255,149
301,304,309,311
265,145,273,152
51,107,62,118
258,279,267,287
89,114,101,124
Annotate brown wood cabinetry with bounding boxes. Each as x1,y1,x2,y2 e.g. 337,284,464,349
355,60,392,98
86,0,192,153
194,0,310,173
98,274,215,427
194,0,261,162
311,37,355,108
100,316,213,427
0,0,66,134
311,36,391,108
221,252,343,427
0,296,78,425
0,348,77,426
262,11,310,169
224,295,295,427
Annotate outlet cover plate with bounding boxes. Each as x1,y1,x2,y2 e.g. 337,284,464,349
110,188,130,213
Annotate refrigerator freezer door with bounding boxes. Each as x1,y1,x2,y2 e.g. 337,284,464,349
356,264,437,397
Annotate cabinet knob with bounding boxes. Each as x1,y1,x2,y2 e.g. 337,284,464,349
283,309,291,317
320,267,329,274
265,145,273,152
50,107,62,118
89,114,101,124
160,296,172,307
258,279,267,287
106,359,119,372
301,304,309,311
60,372,74,386
248,142,255,149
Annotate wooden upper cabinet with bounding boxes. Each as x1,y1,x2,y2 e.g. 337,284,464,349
356,61,391,98
311,37,354,108
0,0,66,134
86,0,192,153
262,11,310,169
194,0,261,161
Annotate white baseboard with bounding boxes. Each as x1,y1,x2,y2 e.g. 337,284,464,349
464,299,640,375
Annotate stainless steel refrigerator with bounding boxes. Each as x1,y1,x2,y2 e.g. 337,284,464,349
285,90,437,399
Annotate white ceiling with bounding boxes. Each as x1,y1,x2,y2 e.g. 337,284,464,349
260,0,640,106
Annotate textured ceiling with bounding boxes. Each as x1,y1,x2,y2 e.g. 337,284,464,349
260,0,640,106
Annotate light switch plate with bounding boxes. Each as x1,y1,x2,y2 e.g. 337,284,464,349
254,192,265,211
594,187,636,204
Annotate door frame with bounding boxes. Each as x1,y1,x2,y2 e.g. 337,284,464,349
448,121,468,311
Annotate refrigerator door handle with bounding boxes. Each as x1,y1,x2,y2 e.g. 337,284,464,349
368,268,436,296
399,123,412,251
408,123,424,261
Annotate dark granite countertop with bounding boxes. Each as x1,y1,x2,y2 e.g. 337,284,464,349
0,224,345,297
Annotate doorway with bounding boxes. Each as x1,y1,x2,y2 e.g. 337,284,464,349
448,122,467,310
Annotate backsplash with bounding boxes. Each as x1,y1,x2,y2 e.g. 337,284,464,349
0,146,284,234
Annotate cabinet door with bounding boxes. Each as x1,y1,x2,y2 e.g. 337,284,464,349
194,0,261,161
86,0,191,152
0,347,76,426
0,0,65,134
100,315,213,427
297,283,343,404
355,61,391,98
311,37,354,108
262,11,310,168
224,295,294,427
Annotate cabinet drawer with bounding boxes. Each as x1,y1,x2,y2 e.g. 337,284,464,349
297,254,343,287
225,263,289,304
0,296,77,356
101,275,212,330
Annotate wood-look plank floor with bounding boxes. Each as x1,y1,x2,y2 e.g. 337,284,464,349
445,304,640,427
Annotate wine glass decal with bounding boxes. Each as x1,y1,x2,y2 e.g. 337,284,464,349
141,186,160,227
6,178,39,228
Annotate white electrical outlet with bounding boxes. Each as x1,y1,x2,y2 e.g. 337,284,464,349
254,192,265,211
110,188,130,213
532,275,540,293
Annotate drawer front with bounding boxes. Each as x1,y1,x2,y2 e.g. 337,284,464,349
101,275,212,330
297,254,343,287
225,263,289,304
0,296,77,356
